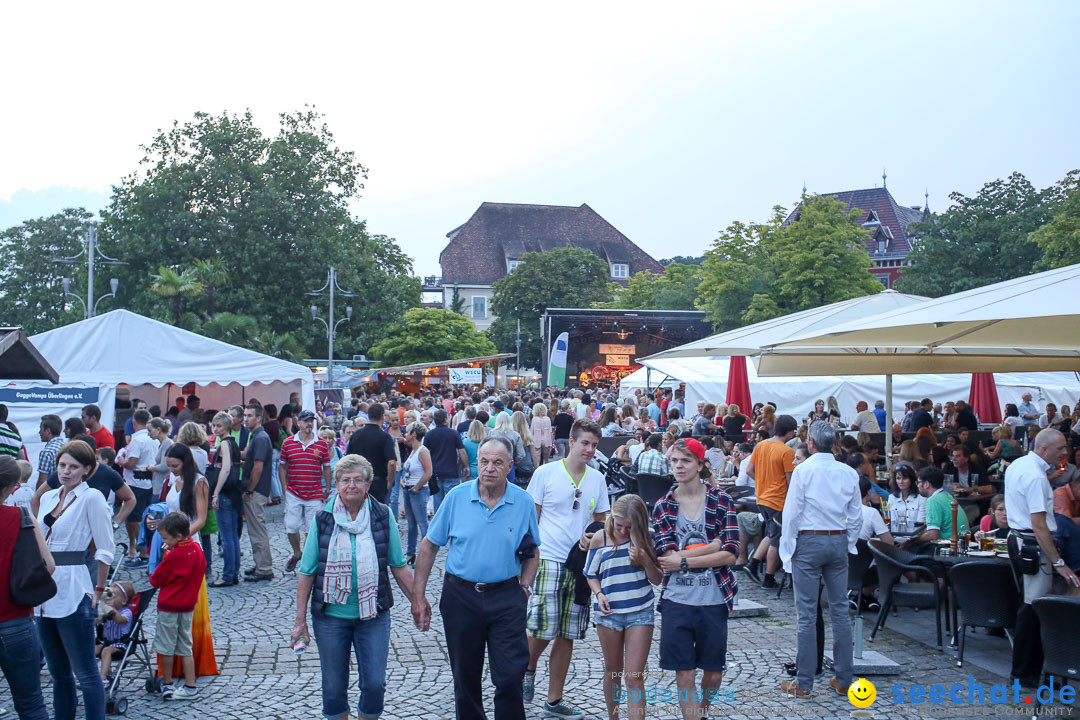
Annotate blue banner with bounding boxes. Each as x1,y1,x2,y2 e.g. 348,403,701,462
0,386,100,404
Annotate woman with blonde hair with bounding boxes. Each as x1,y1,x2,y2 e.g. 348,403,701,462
462,420,486,480
512,411,535,475
177,421,209,474
722,404,749,443
755,404,776,436
489,411,527,485
585,494,662,720
530,402,552,469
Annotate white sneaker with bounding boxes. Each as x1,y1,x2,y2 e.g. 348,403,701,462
167,685,198,701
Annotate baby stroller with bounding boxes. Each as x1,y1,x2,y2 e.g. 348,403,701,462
99,586,158,715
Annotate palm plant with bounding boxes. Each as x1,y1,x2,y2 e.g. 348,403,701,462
193,257,229,316
150,266,203,325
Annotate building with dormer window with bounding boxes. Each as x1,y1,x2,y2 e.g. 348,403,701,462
427,202,664,330
783,181,929,288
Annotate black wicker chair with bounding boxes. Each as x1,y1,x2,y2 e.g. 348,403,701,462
1032,596,1080,715
946,560,1020,666
635,473,673,513
848,539,875,616
868,539,946,649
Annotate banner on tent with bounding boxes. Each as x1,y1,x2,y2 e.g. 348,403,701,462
605,355,630,366
0,386,99,404
448,367,483,384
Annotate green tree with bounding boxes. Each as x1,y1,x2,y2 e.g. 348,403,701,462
488,247,612,369
449,287,466,314
150,266,203,325
896,172,1063,297
201,312,259,346
0,208,94,333
605,263,703,311
251,330,306,363
103,108,418,356
370,307,497,367
1031,170,1080,269
697,198,881,330
193,257,229,316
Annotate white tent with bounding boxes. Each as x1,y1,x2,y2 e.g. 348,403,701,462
4,310,315,473
619,356,1080,426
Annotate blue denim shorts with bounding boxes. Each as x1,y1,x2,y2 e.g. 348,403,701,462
593,605,655,631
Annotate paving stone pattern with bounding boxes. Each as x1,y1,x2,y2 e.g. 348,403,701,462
4,508,1072,719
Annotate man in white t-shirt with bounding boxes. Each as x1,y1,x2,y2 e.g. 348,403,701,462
121,410,158,565
734,443,754,488
857,476,893,544
523,418,609,717
1005,429,1080,686
850,401,880,434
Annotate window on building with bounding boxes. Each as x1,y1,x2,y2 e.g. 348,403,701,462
610,263,629,279
472,296,487,319
873,273,890,288
507,259,522,273
877,239,888,254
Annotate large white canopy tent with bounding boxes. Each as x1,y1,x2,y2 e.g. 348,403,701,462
619,356,1079,425
754,262,1080,463
3,310,315,473
756,263,1080,375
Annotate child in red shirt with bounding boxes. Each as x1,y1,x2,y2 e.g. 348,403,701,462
149,512,206,700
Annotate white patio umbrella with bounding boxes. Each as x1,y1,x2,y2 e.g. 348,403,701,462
756,262,1080,464
640,289,928,361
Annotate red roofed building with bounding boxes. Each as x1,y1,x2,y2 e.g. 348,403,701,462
427,202,663,330
783,181,928,288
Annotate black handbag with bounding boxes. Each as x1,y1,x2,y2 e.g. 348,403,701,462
207,438,242,493
10,507,58,607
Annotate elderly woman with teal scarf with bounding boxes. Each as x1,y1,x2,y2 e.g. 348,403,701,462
291,454,415,720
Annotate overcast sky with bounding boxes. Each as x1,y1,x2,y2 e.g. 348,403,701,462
2,1,1078,278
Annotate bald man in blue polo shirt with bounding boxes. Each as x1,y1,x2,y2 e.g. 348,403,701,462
412,435,540,720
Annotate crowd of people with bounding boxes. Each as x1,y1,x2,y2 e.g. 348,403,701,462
0,382,1078,719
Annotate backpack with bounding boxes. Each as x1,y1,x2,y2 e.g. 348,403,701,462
10,507,58,607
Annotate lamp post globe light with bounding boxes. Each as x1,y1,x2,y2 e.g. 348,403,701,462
307,266,356,388
55,224,126,319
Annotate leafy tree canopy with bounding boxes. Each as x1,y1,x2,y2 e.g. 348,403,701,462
101,108,419,357
1031,170,1080,270
603,263,702,311
659,255,704,266
488,246,612,369
0,208,96,333
370,307,496,367
896,172,1068,297
697,197,882,330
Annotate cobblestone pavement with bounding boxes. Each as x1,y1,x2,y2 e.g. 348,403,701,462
5,508,1074,720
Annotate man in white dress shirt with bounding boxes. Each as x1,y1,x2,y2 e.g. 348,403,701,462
1004,428,1080,687
779,421,862,699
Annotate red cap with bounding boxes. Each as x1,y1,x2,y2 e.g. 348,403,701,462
681,438,706,461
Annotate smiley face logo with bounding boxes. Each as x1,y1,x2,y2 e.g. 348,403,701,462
848,678,876,708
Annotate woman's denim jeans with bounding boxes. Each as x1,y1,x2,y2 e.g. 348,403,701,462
217,494,241,582
0,615,48,720
311,610,391,719
403,485,430,557
37,595,105,720
387,469,404,519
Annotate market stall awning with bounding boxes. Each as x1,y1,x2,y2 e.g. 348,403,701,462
373,353,515,375
756,263,1080,376
0,328,59,382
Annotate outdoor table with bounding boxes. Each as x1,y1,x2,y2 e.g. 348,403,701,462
917,544,1012,648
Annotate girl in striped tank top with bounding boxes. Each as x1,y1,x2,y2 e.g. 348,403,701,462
584,494,663,720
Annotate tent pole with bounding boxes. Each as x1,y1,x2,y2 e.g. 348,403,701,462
885,373,893,472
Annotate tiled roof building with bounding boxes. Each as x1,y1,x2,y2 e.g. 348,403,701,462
432,202,663,329
784,182,928,288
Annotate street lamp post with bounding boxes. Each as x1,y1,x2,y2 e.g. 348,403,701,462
55,224,126,319
307,266,355,388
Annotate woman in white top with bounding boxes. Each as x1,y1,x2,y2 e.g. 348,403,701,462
177,422,209,475
530,402,553,469
36,440,115,720
144,418,174,498
400,422,432,564
887,464,926,535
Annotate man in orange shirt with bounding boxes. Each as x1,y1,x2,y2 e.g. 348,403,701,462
1054,477,1080,525
746,414,798,588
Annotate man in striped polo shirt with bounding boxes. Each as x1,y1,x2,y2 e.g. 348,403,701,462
280,410,332,573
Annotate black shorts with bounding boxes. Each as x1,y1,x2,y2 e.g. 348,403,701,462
130,487,153,523
761,506,783,545
658,598,728,672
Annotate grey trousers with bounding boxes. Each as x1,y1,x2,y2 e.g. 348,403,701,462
243,491,273,575
791,534,852,692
